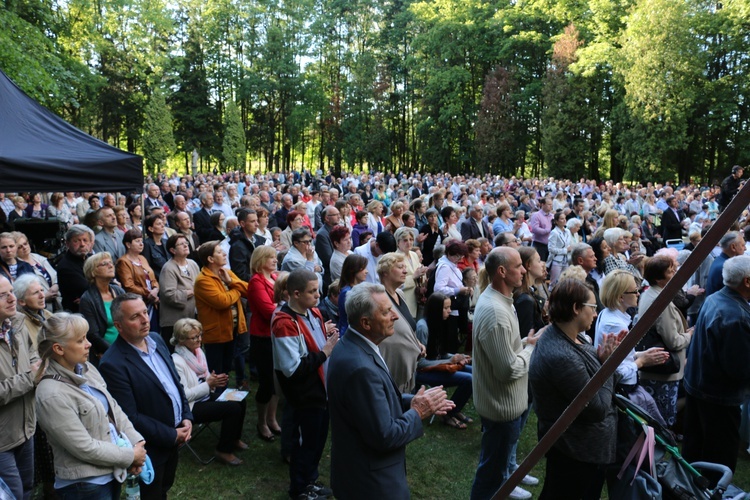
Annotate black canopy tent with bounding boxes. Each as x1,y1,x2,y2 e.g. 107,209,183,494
0,68,143,193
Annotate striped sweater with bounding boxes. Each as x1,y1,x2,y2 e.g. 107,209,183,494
472,285,534,422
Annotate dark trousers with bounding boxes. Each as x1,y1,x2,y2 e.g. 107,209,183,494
288,407,329,497
56,479,121,500
441,315,460,355
192,397,246,453
140,447,179,500
250,335,275,404
160,326,175,354
682,393,741,472
539,446,605,500
204,340,235,376
533,241,549,262
416,365,473,414
233,332,250,387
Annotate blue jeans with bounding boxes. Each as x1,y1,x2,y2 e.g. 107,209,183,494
415,365,473,414
509,407,530,473
470,413,524,500
0,437,34,500
56,480,121,500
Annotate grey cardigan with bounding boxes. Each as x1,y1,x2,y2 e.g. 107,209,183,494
158,259,200,328
529,323,617,465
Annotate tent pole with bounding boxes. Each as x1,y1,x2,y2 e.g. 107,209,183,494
493,181,750,499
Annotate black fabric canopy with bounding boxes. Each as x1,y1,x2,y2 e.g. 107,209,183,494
0,68,143,193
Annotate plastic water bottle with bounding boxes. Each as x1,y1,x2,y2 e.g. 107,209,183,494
125,475,140,500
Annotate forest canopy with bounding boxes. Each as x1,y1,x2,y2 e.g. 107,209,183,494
1,0,748,185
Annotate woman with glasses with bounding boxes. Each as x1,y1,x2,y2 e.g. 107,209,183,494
79,252,126,365
280,210,306,251
595,270,668,424
159,234,200,348
529,278,620,498
170,318,247,466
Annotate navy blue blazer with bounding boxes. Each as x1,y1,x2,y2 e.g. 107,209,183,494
99,333,193,466
327,331,423,500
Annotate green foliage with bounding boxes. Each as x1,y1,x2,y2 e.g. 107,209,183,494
1,0,748,179
222,101,246,172
142,89,176,174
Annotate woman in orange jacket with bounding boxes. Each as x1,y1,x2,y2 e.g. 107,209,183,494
194,240,248,380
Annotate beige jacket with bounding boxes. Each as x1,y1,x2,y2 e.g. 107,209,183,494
0,313,38,452
35,360,143,481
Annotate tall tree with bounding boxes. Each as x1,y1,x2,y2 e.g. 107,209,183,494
222,100,246,171
142,89,176,175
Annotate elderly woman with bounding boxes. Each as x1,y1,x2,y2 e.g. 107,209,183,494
457,239,481,273
47,193,73,228
79,252,126,365
567,217,582,246
394,227,426,317
529,278,620,498
337,254,369,336
13,231,59,310
492,202,514,236
329,225,352,282
35,313,146,499
13,273,52,351
116,229,159,313
142,214,169,279
113,206,132,233
280,210,306,250
159,234,200,347
548,210,573,287
194,241,248,379
127,202,142,231
170,318,247,466
638,255,694,427
416,292,473,430
376,253,423,394
246,246,282,442
419,208,442,266
434,240,472,355
602,228,642,279
385,201,405,233
596,270,669,424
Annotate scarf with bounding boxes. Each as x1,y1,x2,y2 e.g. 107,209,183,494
174,344,209,380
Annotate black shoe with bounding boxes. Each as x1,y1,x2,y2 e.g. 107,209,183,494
308,482,332,498
293,491,321,500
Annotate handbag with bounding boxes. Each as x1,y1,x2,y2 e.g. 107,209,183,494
635,326,680,375
609,425,662,500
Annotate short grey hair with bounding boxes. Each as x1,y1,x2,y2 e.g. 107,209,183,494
570,243,592,265
723,255,750,289
603,227,626,248
393,226,414,243
13,273,48,302
345,282,386,329
65,224,95,243
720,231,741,251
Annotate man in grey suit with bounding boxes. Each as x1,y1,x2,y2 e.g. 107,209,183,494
93,207,126,260
327,283,453,499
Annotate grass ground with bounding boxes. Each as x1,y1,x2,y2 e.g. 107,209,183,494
169,382,750,499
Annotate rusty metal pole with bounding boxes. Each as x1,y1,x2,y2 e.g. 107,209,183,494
493,181,750,499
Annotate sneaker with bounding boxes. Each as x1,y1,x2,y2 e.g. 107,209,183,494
521,474,539,486
308,482,332,498
293,490,320,500
508,486,532,500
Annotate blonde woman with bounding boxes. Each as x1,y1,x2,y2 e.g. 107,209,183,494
394,227,427,317
35,313,146,499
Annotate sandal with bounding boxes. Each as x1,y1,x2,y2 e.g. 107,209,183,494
256,424,276,442
442,415,467,430
455,412,474,424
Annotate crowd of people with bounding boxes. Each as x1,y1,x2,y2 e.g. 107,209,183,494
0,164,749,500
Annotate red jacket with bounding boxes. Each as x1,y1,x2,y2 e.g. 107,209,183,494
247,273,276,338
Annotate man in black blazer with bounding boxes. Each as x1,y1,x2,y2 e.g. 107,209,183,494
100,294,193,500
460,204,491,241
193,192,215,242
327,283,453,499
660,195,685,243
315,206,340,294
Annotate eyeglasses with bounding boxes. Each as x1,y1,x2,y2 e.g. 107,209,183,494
582,303,598,310
97,261,114,267
623,290,640,295
298,240,313,245
0,292,15,302
188,333,202,342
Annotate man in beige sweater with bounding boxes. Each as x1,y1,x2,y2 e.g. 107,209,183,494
470,247,540,500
